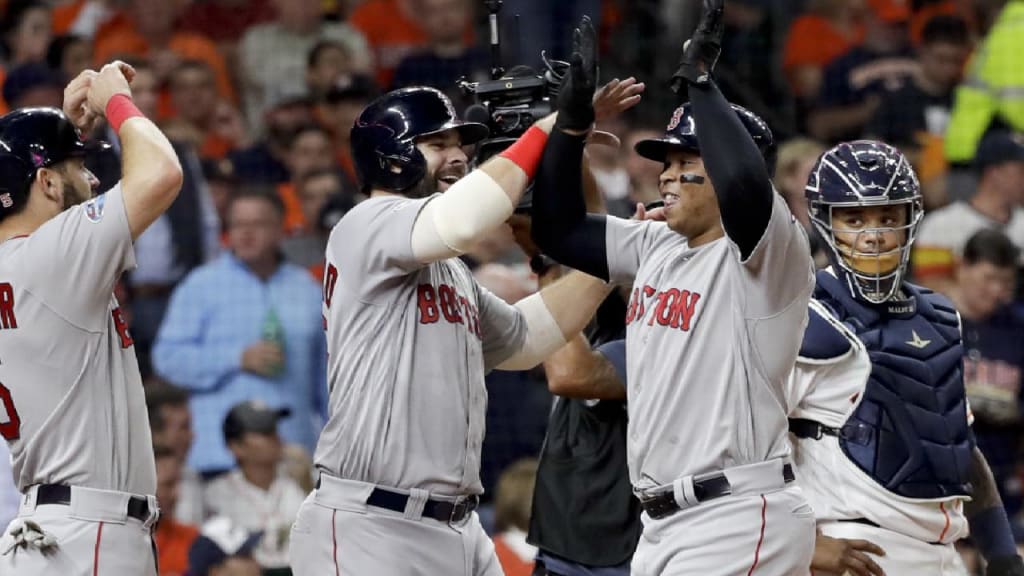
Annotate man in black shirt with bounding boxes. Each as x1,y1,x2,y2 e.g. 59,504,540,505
866,15,971,155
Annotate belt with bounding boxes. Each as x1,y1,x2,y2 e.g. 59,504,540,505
639,464,795,520
34,484,153,523
366,487,479,524
313,476,479,524
788,418,872,444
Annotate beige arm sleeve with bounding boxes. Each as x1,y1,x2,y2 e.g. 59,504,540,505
410,170,516,263
496,293,568,371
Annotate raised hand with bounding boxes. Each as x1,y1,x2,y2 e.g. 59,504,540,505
555,15,598,132
593,77,645,123
672,0,725,93
63,69,101,134
85,61,134,118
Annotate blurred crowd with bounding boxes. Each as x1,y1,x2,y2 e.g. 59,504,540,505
0,0,1022,574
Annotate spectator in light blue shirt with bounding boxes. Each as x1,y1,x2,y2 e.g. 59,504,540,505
153,187,326,475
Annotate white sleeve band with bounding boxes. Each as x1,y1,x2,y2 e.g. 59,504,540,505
410,169,516,263
496,292,568,371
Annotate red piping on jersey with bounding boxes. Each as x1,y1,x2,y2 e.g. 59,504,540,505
93,521,105,576
938,502,951,542
332,509,340,576
746,495,768,576
1,234,28,244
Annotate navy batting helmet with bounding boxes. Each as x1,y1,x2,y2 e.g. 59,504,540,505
634,102,774,164
0,107,109,220
805,140,923,304
350,87,489,193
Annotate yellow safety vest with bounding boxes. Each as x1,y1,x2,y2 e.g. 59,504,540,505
945,1,1024,163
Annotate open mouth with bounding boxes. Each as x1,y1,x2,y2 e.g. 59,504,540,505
439,175,460,186
662,192,680,209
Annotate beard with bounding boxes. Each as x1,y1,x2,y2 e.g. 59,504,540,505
405,164,467,199
61,179,91,210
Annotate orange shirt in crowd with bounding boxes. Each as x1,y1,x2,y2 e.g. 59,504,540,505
276,182,308,235
199,133,235,161
154,518,199,576
783,15,864,96
92,14,236,104
0,67,8,115
51,0,86,36
493,535,534,576
349,0,427,88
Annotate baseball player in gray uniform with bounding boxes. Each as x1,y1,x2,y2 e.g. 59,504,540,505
531,6,816,575
288,80,629,575
0,62,183,575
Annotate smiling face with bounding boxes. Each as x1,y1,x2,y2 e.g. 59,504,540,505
408,129,468,198
659,149,721,240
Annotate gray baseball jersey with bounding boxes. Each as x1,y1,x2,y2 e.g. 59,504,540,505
607,193,813,491
316,195,527,496
0,185,156,496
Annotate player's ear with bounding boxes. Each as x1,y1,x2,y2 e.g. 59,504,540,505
35,167,63,205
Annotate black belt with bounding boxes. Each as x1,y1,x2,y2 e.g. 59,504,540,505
34,484,153,523
366,488,479,524
789,418,842,440
788,418,872,444
639,464,795,520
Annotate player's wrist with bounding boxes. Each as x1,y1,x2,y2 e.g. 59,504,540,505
105,93,143,133
498,126,549,181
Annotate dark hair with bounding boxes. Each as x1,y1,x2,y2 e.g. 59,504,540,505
145,384,190,434
1,1,48,43
307,39,349,69
45,34,85,70
921,14,969,46
963,228,1019,269
229,185,286,218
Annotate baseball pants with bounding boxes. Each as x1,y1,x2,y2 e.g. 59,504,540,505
631,468,816,576
0,485,159,576
815,520,968,576
288,475,502,576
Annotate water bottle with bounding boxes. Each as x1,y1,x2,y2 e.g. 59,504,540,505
261,307,285,376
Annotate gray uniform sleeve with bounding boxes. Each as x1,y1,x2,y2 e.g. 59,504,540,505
734,193,814,318
19,184,134,330
604,216,671,285
330,195,432,304
477,284,527,372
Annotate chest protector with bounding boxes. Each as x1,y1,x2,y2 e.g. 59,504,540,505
814,271,972,499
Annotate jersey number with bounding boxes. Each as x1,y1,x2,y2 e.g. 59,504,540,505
0,382,21,441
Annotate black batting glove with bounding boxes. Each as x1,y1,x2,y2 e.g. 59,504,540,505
555,16,597,132
671,0,725,94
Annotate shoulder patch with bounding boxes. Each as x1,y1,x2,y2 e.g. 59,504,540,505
83,194,106,223
799,300,855,363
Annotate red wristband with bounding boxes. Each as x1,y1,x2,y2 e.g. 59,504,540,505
105,94,143,133
499,125,549,180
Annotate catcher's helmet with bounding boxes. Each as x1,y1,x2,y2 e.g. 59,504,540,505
634,102,774,164
350,87,489,193
805,140,923,304
0,107,109,220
